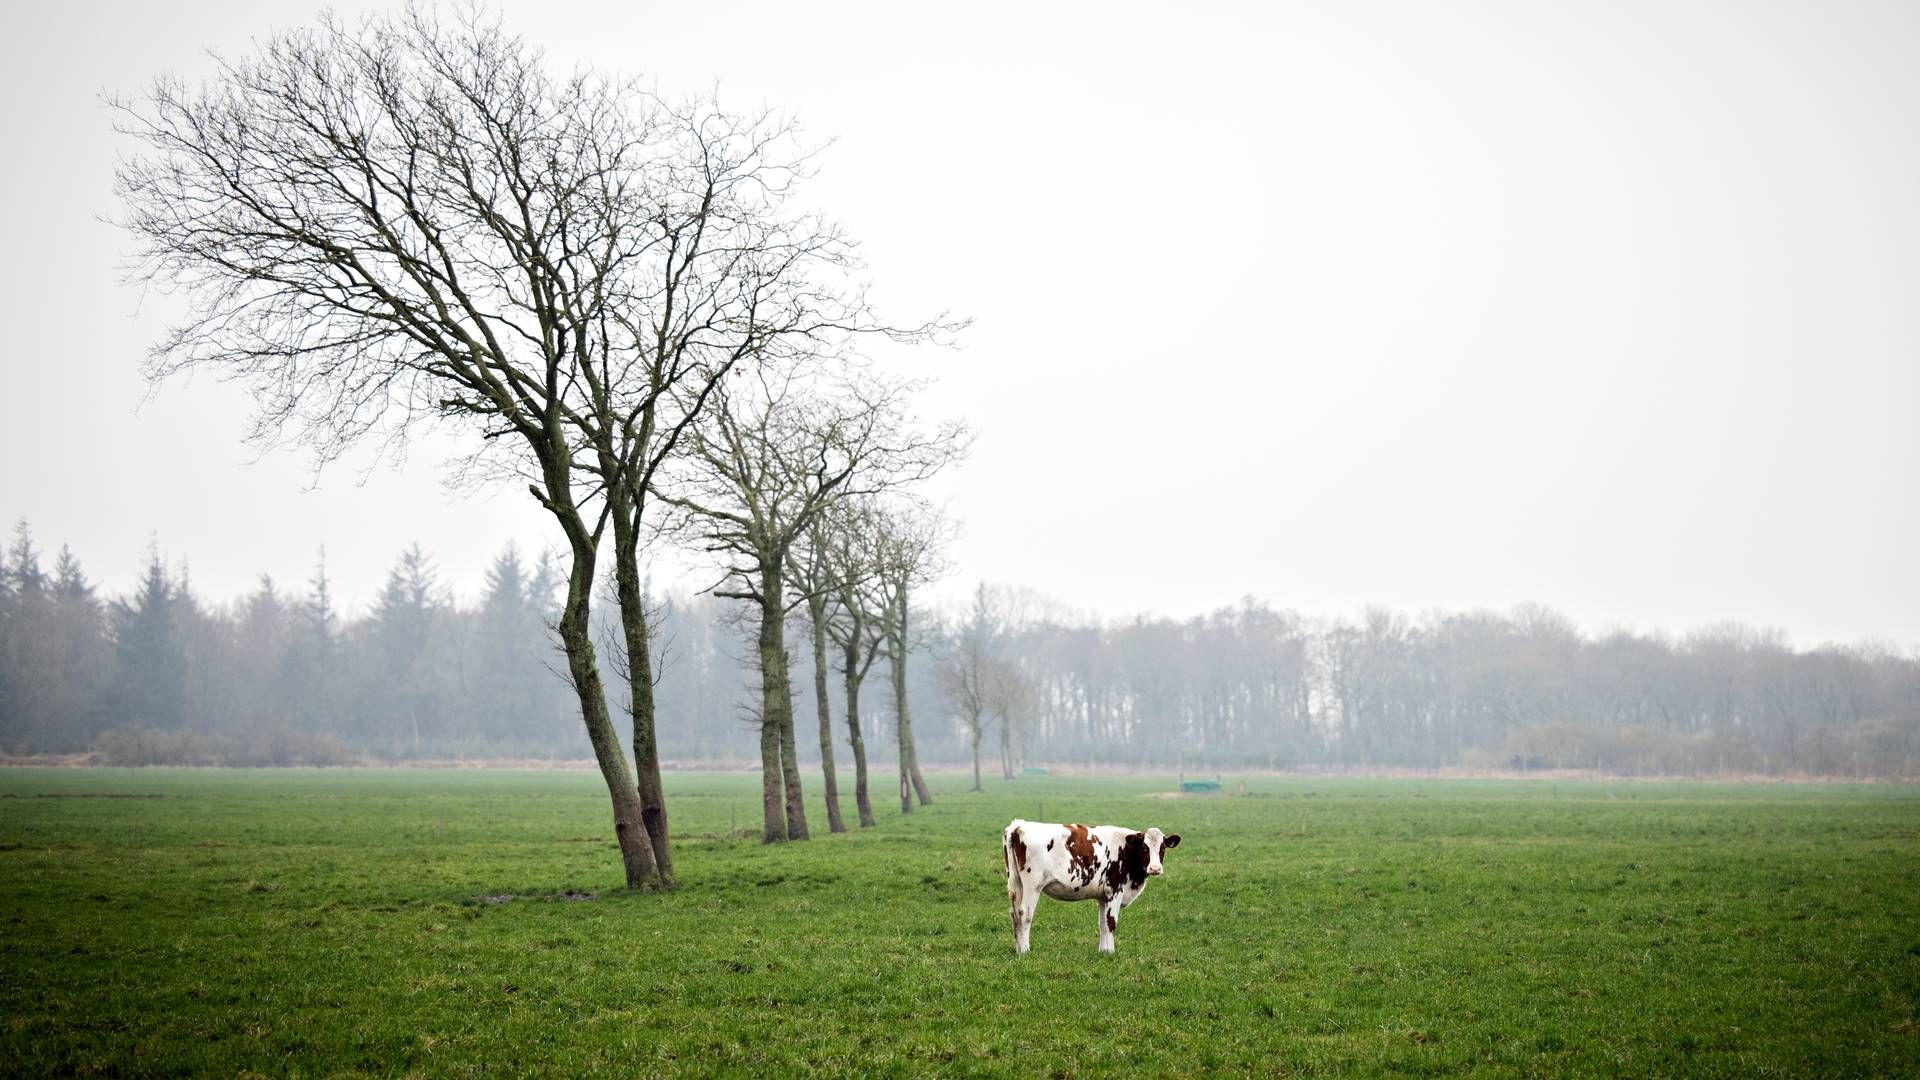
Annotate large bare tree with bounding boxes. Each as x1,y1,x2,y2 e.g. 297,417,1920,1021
112,9,899,887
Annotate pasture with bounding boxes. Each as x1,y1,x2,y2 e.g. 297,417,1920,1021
2,768,1917,1076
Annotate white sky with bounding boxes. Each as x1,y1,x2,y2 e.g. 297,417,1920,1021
2,0,1915,646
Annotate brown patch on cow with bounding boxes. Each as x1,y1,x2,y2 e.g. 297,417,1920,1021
1008,828,1029,873
1064,824,1098,885
1105,907,1117,932
1110,831,1150,891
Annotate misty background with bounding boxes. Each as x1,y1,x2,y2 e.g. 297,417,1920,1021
3,520,1914,777
1,1,1915,774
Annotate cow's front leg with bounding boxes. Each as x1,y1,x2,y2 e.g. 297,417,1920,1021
1097,897,1120,954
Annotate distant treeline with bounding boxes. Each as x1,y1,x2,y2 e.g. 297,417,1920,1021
2,521,1915,777
0,520,959,766
0,520,803,763
981,596,1918,779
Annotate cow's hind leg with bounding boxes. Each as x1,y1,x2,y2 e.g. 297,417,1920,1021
1005,835,1031,954
1014,880,1040,955
1097,896,1121,954
1007,875,1025,954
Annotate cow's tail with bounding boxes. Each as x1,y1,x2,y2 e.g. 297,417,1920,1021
1003,819,1027,899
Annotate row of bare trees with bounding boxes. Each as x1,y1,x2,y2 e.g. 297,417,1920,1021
939,584,1039,791
10,523,1914,783
113,8,959,885
938,593,1920,780
654,366,965,842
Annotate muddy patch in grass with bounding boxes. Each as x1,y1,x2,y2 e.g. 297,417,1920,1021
471,890,599,906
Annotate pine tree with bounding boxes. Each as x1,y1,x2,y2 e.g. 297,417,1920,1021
169,559,229,735
284,550,340,734
237,575,291,730
0,528,18,749
111,548,186,730
365,544,443,754
523,549,575,748
2,524,81,751
46,547,111,749
474,545,530,742
8,520,45,597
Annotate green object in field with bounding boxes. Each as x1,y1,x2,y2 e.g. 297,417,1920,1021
1021,766,1050,776
1180,778,1223,793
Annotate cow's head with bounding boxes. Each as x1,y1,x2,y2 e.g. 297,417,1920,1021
1142,827,1182,876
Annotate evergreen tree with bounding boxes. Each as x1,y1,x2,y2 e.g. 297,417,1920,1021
9,520,46,598
53,547,93,600
44,547,111,749
235,575,291,730
522,549,579,749
170,559,234,734
111,549,186,730
0,528,19,749
473,545,532,742
1,525,101,752
283,551,341,733
527,550,560,621
363,544,443,753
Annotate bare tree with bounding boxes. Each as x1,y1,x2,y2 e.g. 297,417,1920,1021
657,370,960,841
787,512,870,832
787,525,844,831
986,650,1038,781
939,583,996,791
111,9,893,887
586,88,953,872
869,503,955,812
814,502,890,827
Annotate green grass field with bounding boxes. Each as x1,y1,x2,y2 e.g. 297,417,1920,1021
3,768,1917,1076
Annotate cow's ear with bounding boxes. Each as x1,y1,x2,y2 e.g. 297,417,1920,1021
1163,834,1181,849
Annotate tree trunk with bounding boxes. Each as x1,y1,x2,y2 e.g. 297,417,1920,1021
843,633,877,828
809,595,846,833
894,642,914,813
555,534,659,889
756,560,807,842
778,680,808,841
970,719,982,791
611,502,674,885
1000,712,1014,780
891,585,932,810
758,708,786,842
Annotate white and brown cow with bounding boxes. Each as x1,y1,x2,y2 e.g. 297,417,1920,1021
1002,818,1182,955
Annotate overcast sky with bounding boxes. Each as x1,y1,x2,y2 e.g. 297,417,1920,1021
2,0,1915,646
